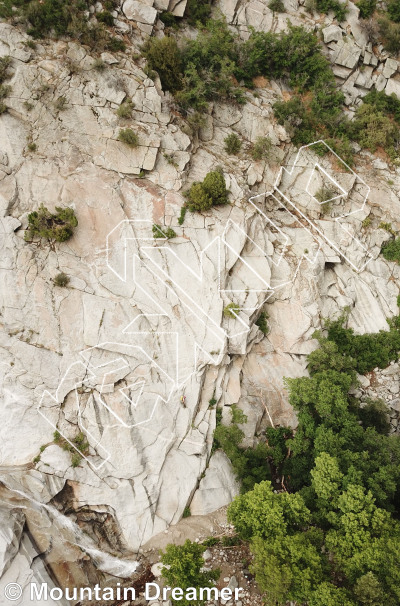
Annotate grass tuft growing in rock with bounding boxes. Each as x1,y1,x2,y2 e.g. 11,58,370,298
54,272,70,287
117,128,139,147
224,303,240,318
116,98,135,119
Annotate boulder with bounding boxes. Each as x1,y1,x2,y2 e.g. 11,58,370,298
383,58,398,79
386,77,400,99
168,0,187,17
322,24,343,44
122,0,157,24
190,452,240,516
331,38,362,69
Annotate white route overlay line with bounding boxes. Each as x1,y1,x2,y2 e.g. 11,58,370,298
38,140,375,470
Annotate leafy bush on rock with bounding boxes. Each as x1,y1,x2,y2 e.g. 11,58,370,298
25,204,78,247
186,170,228,212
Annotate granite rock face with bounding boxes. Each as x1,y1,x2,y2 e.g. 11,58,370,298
1,0,400,593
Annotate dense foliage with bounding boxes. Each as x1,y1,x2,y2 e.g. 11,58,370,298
357,0,376,19
388,0,400,23
224,132,242,155
184,0,212,26
142,36,183,93
315,0,347,21
141,18,400,163
213,404,293,493
324,312,400,373
160,540,220,606
227,323,400,605
0,0,124,50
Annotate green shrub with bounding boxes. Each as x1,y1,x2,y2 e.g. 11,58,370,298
255,311,269,335
0,0,16,19
54,272,70,287
72,431,89,453
159,11,180,28
0,57,12,112
224,132,241,155
178,205,187,225
71,452,82,467
187,183,212,212
25,204,78,246
273,96,317,145
362,89,400,125
142,36,183,93
160,540,220,606
152,224,177,239
0,56,11,83
182,506,191,518
187,170,228,212
213,405,274,493
359,399,390,436
202,537,219,547
379,17,400,53
226,322,400,606
21,0,118,48
117,128,139,147
351,104,399,154
241,25,334,91
378,221,395,235
325,313,400,374
96,10,114,26
23,0,99,43
0,84,11,100
357,0,376,18
250,136,272,161
16,0,122,50
202,169,228,204
107,37,126,52
186,111,207,132
104,0,118,9
176,19,245,111
305,0,317,13
388,0,400,22
315,0,347,20
269,0,285,11
221,535,241,546
53,429,89,463
116,98,135,119
208,395,217,407
184,0,211,25
224,302,240,318
382,238,400,264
